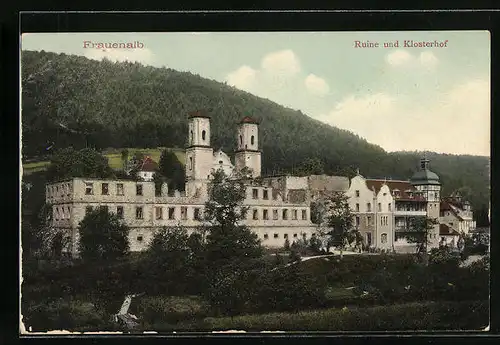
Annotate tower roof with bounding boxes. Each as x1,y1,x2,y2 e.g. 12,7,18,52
410,157,440,185
188,110,211,119
239,116,259,125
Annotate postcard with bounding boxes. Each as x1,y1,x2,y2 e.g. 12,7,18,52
20,28,490,334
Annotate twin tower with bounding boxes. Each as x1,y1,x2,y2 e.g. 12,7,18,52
185,111,262,186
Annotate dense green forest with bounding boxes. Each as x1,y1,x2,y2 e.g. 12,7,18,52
21,50,490,224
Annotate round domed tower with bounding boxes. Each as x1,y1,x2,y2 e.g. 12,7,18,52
411,156,441,249
410,157,441,201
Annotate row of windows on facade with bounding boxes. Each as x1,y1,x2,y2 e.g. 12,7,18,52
47,183,73,197
354,189,438,199
354,215,390,227
262,232,309,240
353,202,392,213
81,205,308,222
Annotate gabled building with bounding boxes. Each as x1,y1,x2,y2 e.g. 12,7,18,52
136,156,158,182
440,195,476,235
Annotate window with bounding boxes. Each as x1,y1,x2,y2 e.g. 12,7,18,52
263,189,269,200
102,183,109,195
190,130,193,144
251,135,255,145
284,233,289,239
355,190,360,197
168,207,175,220
377,203,381,212
137,235,143,242
181,207,187,220
273,209,279,220
388,203,392,211
116,183,124,196
239,135,243,146
292,209,298,220
253,209,259,220
274,233,279,239
136,207,143,219
218,160,223,164
85,182,94,195
117,206,124,219
366,203,372,212
202,130,206,141
367,216,372,226
86,206,93,215
282,209,288,220
381,233,388,244
293,233,298,238
302,210,307,220
99,205,108,213
155,207,163,220
264,234,269,240
355,203,360,212
252,188,259,199
355,216,360,227
302,233,307,240
136,184,143,196
194,208,201,220
263,209,269,220
189,157,193,170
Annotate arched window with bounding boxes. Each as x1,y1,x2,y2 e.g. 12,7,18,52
202,130,206,141
239,135,243,146
251,135,255,145
381,233,387,244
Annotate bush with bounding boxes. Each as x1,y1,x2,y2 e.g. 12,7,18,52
22,299,113,332
133,295,208,326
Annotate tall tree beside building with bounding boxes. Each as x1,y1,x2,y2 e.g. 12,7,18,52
158,149,186,192
45,147,114,182
404,216,439,254
203,169,263,264
326,192,357,258
78,207,130,261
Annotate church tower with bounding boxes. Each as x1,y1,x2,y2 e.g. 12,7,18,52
234,116,262,178
410,156,441,249
185,110,214,197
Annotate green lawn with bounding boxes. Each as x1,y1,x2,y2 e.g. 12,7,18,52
22,148,186,176
147,300,488,332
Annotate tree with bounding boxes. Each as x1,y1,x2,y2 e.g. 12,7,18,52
203,169,263,264
120,148,129,170
404,216,439,254
45,147,114,182
283,237,290,251
296,157,324,176
325,192,356,259
78,207,130,261
158,149,185,191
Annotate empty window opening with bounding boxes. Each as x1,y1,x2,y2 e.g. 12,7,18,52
136,207,143,219
202,130,206,141
117,206,124,219
136,184,143,196
155,207,163,220
116,183,124,196
137,235,143,242
282,209,288,220
263,189,269,199
168,207,175,220
252,188,259,199
253,209,259,220
251,135,255,145
102,183,109,195
273,209,279,220
181,207,187,220
85,183,94,195
263,209,269,220
274,233,279,239
194,208,201,220
264,234,269,240
302,210,307,220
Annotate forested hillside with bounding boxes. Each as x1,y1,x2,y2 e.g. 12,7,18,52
21,50,490,223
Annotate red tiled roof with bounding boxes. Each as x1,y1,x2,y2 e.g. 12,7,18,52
239,116,259,125
188,110,211,119
439,223,460,236
138,156,158,172
365,179,426,201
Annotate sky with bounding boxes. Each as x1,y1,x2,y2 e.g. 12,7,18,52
21,31,490,156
